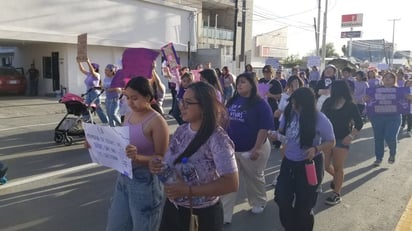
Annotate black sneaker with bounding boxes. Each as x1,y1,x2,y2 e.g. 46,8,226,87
325,193,341,206
373,159,382,167
388,155,395,164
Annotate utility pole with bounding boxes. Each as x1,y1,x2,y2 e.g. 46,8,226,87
232,0,238,61
320,0,328,71
388,18,400,69
316,0,321,56
240,0,246,65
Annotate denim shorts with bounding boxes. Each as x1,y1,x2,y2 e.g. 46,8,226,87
335,139,350,149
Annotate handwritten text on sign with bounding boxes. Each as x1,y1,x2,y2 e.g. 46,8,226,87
83,123,133,179
365,87,411,115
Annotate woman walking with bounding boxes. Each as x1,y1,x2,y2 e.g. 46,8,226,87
321,80,363,205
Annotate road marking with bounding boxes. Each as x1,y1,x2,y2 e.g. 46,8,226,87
395,195,412,231
0,163,99,190
0,122,57,132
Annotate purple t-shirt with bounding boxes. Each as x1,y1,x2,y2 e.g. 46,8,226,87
84,72,100,90
368,78,382,88
280,111,335,161
163,123,237,208
226,96,275,152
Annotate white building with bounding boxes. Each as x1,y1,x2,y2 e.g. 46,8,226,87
0,0,197,95
251,27,289,70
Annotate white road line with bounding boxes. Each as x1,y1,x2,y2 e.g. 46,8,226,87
0,163,99,190
0,122,58,132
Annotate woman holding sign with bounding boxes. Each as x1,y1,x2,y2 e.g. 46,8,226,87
77,58,109,124
367,72,403,166
105,77,169,231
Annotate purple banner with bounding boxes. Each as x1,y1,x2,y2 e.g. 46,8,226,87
366,87,411,115
122,48,159,80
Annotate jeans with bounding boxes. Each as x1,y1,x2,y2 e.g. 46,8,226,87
275,154,324,231
106,97,122,127
370,114,402,160
29,78,39,96
171,98,184,125
85,89,108,124
106,167,164,231
159,199,223,231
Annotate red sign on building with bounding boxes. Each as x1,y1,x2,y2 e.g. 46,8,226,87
341,13,363,28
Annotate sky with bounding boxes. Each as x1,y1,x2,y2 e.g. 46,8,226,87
252,0,412,57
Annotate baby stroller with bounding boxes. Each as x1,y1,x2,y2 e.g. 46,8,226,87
54,88,103,146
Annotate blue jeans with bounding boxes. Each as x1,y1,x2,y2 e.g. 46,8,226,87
370,114,401,160
85,89,108,124
106,167,164,231
106,97,122,127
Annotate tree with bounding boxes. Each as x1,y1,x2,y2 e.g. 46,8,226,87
281,55,303,68
319,43,339,58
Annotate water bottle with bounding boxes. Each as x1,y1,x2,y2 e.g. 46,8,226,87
268,130,287,144
157,160,177,184
305,160,318,186
181,157,205,205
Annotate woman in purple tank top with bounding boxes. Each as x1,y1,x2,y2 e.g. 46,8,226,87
105,77,169,231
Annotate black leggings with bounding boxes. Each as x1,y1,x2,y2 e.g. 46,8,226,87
159,199,223,231
275,154,324,231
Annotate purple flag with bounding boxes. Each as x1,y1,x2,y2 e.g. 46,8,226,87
110,48,159,88
258,83,270,99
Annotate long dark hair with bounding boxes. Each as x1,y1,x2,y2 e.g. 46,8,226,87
283,87,317,149
124,76,162,114
322,80,353,114
199,69,223,94
226,72,261,110
174,81,228,164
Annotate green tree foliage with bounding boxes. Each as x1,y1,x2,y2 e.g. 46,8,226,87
281,55,303,68
319,43,339,57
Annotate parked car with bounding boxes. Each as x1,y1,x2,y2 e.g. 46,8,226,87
0,66,27,95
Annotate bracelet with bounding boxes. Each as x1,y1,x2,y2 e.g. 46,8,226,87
348,134,355,139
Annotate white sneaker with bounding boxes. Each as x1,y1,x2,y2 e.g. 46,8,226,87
272,178,277,186
251,206,265,214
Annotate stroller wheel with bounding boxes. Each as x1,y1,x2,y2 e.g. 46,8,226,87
63,136,73,146
54,134,64,143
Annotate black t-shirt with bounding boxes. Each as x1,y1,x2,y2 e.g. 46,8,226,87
28,68,39,80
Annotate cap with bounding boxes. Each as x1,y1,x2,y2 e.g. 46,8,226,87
91,63,99,70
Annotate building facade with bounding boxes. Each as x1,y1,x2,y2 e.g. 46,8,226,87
0,0,254,96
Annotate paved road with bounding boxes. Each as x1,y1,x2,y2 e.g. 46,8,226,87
0,95,412,231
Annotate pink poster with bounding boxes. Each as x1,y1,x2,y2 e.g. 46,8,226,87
161,43,180,69
191,70,201,82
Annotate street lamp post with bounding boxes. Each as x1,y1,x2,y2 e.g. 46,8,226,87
388,18,400,69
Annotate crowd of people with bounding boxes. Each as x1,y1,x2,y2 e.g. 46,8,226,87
78,58,412,231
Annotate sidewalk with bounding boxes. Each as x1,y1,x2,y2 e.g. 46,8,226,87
0,96,66,119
